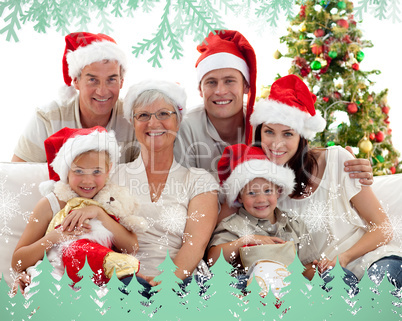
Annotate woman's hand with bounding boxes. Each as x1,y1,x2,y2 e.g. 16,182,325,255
61,206,101,232
316,254,348,274
137,272,160,287
11,271,31,295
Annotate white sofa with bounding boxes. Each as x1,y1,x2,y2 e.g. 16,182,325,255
0,162,401,287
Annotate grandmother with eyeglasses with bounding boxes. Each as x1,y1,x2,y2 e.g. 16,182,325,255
114,80,219,294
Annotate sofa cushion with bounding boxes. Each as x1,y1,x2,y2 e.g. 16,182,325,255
0,161,401,287
0,162,47,286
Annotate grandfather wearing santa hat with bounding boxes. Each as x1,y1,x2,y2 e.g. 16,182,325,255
174,30,257,178
12,32,138,164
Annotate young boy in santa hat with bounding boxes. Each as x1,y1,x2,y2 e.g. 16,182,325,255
12,126,147,287
207,144,319,292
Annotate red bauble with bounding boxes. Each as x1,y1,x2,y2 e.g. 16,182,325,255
342,35,352,43
337,19,349,29
352,63,359,70
388,128,393,135
390,166,396,174
369,133,376,141
333,91,342,99
382,106,390,114
311,44,323,55
347,103,358,114
375,131,385,142
314,29,325,37
323,97,329,103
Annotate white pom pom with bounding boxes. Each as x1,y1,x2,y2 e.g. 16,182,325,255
39,180,56,196
58,85,77,105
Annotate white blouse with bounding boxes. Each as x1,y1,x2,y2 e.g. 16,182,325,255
113,153,218,277
278,146,401,279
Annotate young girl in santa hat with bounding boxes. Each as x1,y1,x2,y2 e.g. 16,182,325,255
12,126,147,288
250,74,402,290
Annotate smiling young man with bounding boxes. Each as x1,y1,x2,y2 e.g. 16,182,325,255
12,32,138,163
174,30,256,176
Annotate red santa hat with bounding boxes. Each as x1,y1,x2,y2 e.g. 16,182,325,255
196,30,257,145
123,79,187,122
40,126,120,195
250,75,326,140
61,32,127,101
218,144,295,207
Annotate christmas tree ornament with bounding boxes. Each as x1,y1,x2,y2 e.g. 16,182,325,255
333,91,342,99
299,34,305,40
352,63,359,70
358,136,373,154
260,87,270,99
327,141,335,146
320,0,326,5
311,43,323,55
328,50,338,58
369,132,376,140
337,1,347,9
356,51,365,62
314,29,325,37
300,48,308,54
323,96,329,102
384,116,390,124
382,106,390,114
367,95,374,102
273,50,282,59
375,131,385,142
317,57,327,68
299,22,307,32
310,60,322,70
390,166,396,174
337,19,349,29
347,102,358,114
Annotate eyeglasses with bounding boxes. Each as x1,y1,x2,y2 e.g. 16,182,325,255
132,109,177,122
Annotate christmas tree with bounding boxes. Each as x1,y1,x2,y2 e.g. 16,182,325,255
269,0,401,175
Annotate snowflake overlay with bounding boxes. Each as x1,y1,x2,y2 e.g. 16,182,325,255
287,185,349,246
145,195,206,249
372,201,402,246
0,173,34,243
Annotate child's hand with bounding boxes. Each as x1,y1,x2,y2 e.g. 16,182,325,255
47,224,91,244
62,206,102,231
247,235,285,245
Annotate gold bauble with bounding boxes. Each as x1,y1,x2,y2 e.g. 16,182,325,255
358,137,373,154
299,23,307,32
260,87,270,99
273,50,282,60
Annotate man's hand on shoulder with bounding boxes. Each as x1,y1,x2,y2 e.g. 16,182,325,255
344,146,373,185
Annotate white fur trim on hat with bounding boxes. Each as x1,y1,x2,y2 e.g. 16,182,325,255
51,130,120,183
250,99,326,140
222,159,295,207
196,52,250,84
66,40,127,80
123,79,187,122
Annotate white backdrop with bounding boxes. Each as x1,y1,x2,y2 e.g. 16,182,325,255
1,11,401,162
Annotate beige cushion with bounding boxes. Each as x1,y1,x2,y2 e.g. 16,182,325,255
0,162,47,286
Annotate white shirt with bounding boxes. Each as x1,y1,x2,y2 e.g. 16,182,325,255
278,146,402,279
112,153,218,277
